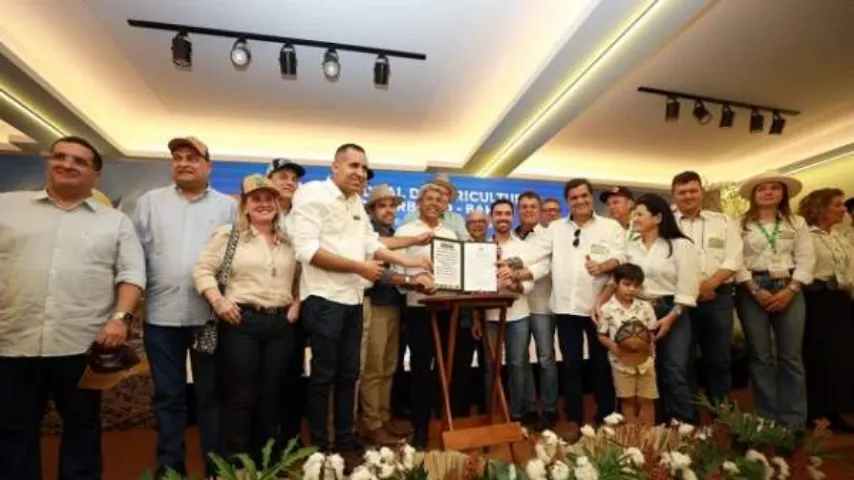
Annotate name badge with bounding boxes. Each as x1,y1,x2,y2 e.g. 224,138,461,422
590,243,609,255
768,253,790,279
707,237,725,249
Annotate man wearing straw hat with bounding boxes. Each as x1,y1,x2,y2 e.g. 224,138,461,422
402,173,470,240
359,184,434,445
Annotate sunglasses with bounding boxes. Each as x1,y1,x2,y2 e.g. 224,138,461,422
573,229,581,248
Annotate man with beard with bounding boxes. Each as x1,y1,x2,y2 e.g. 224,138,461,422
290,144,429,469
514,191,558,430
600,186,635,236
670,171,742,406
134,136,236,479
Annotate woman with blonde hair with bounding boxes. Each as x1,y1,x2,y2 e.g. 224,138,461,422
735,173,814,430
797,188,854,431
194,174,300,461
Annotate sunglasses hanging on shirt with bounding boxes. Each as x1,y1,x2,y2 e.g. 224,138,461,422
572,229,581,248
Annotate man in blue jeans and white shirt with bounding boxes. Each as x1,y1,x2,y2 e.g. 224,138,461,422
133,136,237,479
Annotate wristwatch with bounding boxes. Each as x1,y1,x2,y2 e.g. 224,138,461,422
787,282,801,293
110,311,134,325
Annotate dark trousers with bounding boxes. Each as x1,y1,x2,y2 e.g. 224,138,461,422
450,320,476,418
653,298,695,423
144,323,220,476
278,322,307,448
555,314,615,424
218,309,296,460
302,295,362,451
689,284,734,405
0,355,102,480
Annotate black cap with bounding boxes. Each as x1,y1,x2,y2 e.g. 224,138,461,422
599,186,634,203
266,158,306,178
845,197,854,213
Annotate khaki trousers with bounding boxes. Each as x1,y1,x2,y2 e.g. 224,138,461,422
358,298,401,431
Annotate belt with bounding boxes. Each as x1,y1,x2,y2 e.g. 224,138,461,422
237,303,288,316
805,278,840,292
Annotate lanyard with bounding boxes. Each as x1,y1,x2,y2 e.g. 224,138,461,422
756,218,781,253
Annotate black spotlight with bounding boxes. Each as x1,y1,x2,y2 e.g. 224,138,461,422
279,44,297,76
322,49,340,80
692,100,712,124
171,32,191,68
373,54,390,87
230,38,251,69
769,111,786,135
749,108,764,134
719,104,735,128
665,96,680,122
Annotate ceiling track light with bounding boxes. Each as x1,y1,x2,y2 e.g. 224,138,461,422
719,104,735,128
750,108,764,134
638,86,799,136
692,100,712,125
322,49,340,80
230,38,251,69
279,43,297,77
665,96,680,122
373,54,390,87
171,32,191,68
769,111,786,135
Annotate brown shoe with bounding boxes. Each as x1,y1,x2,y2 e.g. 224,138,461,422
383,419,414,437
366,426,404,446
340,450,362,475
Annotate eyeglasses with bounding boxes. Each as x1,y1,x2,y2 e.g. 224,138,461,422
572,229,581,248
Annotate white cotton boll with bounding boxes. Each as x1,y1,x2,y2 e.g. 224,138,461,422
363,450,381,467
525,459,547,480
678,423,695,436
603,426,616,437
377,463,397,479
328,454,345,480
746,449,769,465
549,461,571,480
573,463,599,480
507,464,517,480
621,447,644,466
681,467,698,480
534,443,552,462
581,425,597,438
809,457,823,467
401,445,415,470
772,457,790,479
671,451,692,470
604,413,624,425
541,429,559,445
670,418,681,427
576,456,591,467
378,447,395,463
722,461,740,474
806,465,827,480
303,458,323,480
349,466,377,480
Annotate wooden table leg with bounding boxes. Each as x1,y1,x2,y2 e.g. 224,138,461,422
445,305,459,387
430,309,454,432
481,308,510,423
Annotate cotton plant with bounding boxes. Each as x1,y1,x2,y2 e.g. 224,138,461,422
302,452,345,480
349,444,421,480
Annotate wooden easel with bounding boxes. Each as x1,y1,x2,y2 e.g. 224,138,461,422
418,294,524,463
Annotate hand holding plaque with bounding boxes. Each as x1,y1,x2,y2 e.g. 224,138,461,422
430,237,498,292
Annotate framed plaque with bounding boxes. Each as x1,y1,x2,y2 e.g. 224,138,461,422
430,237,498,292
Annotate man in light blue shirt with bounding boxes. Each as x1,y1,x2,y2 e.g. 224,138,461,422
401,173,470,240
133,136,237,479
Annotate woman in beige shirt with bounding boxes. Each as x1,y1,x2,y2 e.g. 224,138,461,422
797,188,854,432
194,174,299,461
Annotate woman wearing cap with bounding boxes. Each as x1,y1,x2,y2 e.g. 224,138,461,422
193,174,300,461
797,188,854,431
735,173,814,430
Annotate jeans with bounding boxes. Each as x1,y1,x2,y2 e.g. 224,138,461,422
735,274,807,429
555,314,615,423
485,318,532,419
0,355,101,480
278,322,307,449
689,284,734,405
144,323,219,476
525,313,559,414
302,296,362,451
652,297,695,423
218,309,296,460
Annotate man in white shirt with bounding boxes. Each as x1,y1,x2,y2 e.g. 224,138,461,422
509,179,625,427
133,136,237,479
477,199,536,424
601,186,635,234
394,183,458,448
401,173,470,240
0,136,146,480
540,198,562,226
514,191,558,430
290,144,428,465
671,171,743,405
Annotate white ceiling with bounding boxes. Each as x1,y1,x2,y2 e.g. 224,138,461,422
0,119,36,153
516,0,854,185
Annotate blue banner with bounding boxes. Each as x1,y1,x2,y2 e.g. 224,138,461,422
210,161,569,226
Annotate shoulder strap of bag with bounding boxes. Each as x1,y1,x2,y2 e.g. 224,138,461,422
216,224,240,290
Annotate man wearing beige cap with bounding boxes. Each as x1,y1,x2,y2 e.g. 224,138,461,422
402,173,470,240
133,136,236,479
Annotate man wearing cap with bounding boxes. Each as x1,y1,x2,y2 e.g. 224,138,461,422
0,136,146,480
601,186,635,235
290,144,429,467
670,171,743,406
402,173,470,240
266,158,306,230
359,184,434,445
133,136,237,478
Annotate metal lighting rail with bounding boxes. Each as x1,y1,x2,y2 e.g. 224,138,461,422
637,86,801,115
127,19,427,61
476,0,660,177
0,89,65,137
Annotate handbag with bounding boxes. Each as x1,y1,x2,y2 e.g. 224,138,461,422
192,225,240,354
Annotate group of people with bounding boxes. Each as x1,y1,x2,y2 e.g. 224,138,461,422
0,134,852,480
